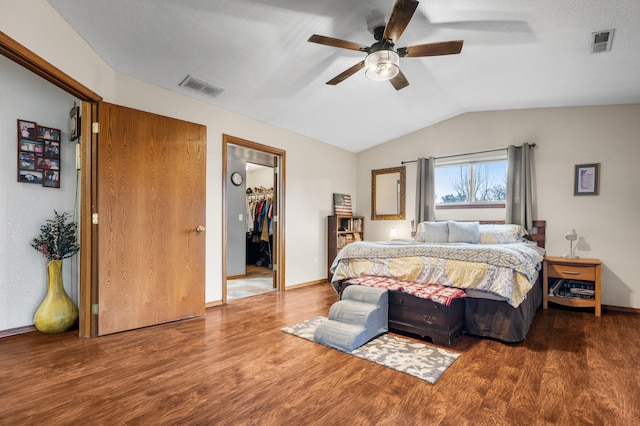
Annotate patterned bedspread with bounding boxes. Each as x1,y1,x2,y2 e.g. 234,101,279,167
330,240,545,308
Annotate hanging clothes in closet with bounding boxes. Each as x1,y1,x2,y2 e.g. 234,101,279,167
246,187,273,267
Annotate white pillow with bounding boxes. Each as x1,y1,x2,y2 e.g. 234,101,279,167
448,221,480,244
415,221,449,243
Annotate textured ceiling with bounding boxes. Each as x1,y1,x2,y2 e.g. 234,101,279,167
47,0,640,152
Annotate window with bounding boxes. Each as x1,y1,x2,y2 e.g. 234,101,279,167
435,155,507,206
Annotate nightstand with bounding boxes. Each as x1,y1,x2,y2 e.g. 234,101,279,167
543,256,601,316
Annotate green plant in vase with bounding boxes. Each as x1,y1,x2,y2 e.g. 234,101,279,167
30,210,80,333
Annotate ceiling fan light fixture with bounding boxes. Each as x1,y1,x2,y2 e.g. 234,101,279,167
364,50,400,81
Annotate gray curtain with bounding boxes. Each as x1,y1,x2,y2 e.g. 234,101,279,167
506,144,535,230
415,156,436,225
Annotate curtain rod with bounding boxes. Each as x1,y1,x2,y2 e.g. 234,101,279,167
401,143,536,165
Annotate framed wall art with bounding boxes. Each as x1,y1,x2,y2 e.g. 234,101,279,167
18,119,36,139
333,193,353,215
43,170,60,188
37,125,60,142
574,163,600,196
16,119,61,188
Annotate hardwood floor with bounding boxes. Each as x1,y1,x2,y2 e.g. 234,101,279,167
245,264,273,278
1,283,638,425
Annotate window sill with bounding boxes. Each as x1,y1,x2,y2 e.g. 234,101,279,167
436,203,506,210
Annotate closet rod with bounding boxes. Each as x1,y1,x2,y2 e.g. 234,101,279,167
247,192,272,198
401,143,536,165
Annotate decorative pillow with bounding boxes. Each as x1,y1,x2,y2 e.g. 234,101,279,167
414,221,449,243
479,224,526,244
447,221,480,244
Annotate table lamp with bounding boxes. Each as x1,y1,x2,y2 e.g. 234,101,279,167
564,229,578,259
389,227,398,240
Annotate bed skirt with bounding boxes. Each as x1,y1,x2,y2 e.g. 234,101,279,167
463,278,542,342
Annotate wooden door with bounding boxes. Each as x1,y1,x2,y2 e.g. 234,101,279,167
96,102,206,335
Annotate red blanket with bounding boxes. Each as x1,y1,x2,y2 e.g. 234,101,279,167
343,276,467,307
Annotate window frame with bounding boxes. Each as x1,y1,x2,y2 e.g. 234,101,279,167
434,153,508,209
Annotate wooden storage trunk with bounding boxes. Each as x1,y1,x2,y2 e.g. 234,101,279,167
388,290,465,347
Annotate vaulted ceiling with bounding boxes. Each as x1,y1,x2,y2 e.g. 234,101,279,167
47,0,640,152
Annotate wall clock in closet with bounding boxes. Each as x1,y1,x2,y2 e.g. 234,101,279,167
231,172,243,186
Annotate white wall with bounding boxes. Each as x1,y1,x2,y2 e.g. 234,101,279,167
357,106,640,309
0,0,356,329
0,55,81,330
247,166,274,189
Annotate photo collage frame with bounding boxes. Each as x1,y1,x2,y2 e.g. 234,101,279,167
17,119,61,188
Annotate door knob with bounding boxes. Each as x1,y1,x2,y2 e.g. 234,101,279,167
195,225,206,233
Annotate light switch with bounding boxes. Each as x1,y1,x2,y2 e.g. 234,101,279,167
238,214,243,221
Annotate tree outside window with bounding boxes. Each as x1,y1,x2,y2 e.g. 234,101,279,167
435,161,507,205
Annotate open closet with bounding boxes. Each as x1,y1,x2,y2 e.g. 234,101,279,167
225,141,280,301
246,185,273,270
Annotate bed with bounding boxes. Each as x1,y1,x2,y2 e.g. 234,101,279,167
329,220,546,343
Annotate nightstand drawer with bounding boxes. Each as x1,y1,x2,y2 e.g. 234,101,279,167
547,263,595,281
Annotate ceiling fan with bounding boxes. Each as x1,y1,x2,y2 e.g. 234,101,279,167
308,0,463,90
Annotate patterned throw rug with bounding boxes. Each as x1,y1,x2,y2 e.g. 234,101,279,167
281,316,460,384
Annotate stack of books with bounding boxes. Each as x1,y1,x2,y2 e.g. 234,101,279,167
548,279,595,299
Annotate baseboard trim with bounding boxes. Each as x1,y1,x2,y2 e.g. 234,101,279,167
286,279,328,289
226,274,247,280
205,300,223,309
603,304,640,314
0,325,36,338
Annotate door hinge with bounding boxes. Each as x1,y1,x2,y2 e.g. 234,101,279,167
273,166,279,174
92,122,99,134
91,304,99,315
273,215,278,223
272,264,278,271
92,213,99,224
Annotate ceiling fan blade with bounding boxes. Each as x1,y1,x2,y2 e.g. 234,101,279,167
389,69,410,90
326,61,366,85
308,34,369,53
397,40,463,57
382,0,419,44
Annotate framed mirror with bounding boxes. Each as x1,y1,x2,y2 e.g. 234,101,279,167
371,166,405,220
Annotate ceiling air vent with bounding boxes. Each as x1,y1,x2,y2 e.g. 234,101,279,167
591,29,614,54
179,75,225,98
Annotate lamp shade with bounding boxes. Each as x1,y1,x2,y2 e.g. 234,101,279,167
365,50,400,81
389,226,398,240
565,229,577,241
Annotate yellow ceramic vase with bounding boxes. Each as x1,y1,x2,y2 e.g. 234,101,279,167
34,260,79,333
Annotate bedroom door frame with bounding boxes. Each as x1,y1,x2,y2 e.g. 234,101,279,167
0,32,208,337
0,31,101,337
222,134,285,302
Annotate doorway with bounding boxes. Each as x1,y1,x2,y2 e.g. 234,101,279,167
222,134,285,303
0,32,102,337
1,34,208,337
228,162,275,300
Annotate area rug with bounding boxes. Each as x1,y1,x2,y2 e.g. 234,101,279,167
281,316,460,384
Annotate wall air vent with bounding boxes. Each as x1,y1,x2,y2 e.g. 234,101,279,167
591,29,614,54
179,75,225,98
